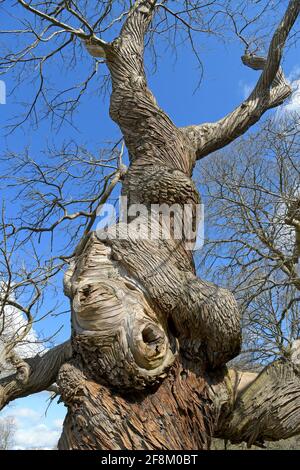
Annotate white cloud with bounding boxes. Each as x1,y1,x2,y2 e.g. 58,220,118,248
239,80,254,100
2,405,64,450
8,307,45,358
276,67,300,119
13,423,61,450
53,418,64,429
288,67,300,84
0,284,45,378
13,407,40,421
239,67,300,119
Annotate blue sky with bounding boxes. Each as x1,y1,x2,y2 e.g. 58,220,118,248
0,2,300,449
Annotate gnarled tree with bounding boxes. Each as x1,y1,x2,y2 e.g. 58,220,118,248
1,0,300,450
197,116,300,366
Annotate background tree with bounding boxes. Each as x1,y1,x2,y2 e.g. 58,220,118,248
197,115,300,365
0,0,300,450
0,415,15,450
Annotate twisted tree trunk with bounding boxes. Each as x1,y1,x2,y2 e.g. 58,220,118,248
1,0,300,451
55,2,240,449
56,0,241,449
55,0,300,450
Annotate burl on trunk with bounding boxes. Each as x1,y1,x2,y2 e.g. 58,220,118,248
56,0,300,449
1,0,300,450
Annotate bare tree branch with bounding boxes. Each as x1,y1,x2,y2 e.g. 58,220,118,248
0,341,71,410
197,116,300,364
214,339,300,446
181,0,300,159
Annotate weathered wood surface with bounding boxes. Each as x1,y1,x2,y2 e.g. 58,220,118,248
1,0,300,450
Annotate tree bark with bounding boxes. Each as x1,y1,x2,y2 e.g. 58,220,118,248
181,0,299,159
214,352,300,447
58,358,214,450
0,342,71,410
2,0,300,450
56,0,241,450
55,0,300,450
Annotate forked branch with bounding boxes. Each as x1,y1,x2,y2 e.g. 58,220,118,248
0,341,71,410
181,0,299,159
214,340,300,446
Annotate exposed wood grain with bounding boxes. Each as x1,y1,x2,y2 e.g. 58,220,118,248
58,358,212,450
181,0,299,159
0,341,71,410
3,0,299,450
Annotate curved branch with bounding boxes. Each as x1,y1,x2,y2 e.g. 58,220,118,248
214,340,300,447
84,0,158,58
102,222,241,368
181,0,299,160
82,0,241,370
17,0,93,40
84,1,194,174
0,341,71,410
119,0,157,40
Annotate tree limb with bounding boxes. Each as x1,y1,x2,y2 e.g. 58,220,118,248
181,0,299,160
17,0,99,42
84,0,157,58
214,339,300,446
0,341,71,410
